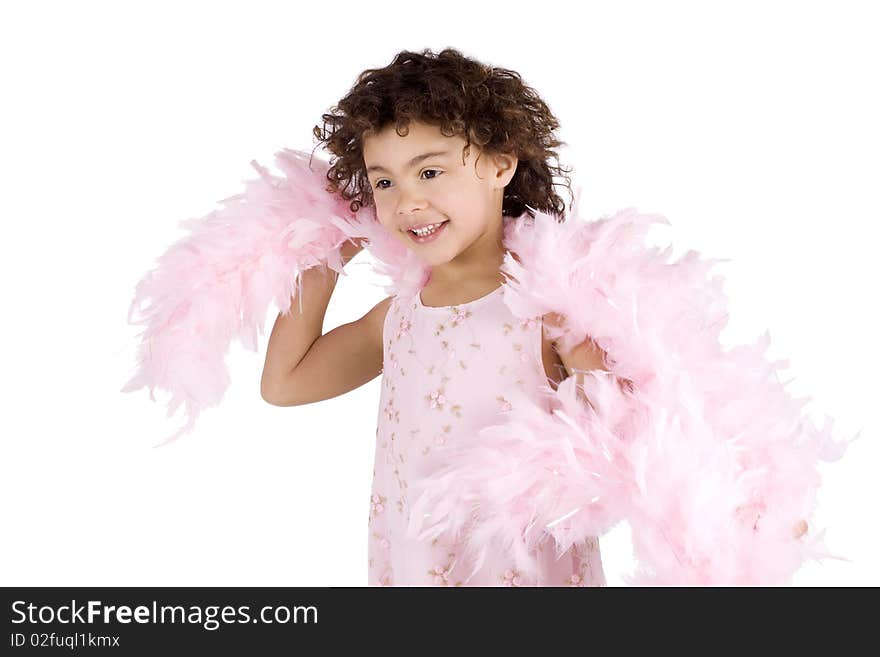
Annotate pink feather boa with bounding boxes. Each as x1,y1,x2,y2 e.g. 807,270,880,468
124,149,854,584
123,149,428,446
406,207,854,585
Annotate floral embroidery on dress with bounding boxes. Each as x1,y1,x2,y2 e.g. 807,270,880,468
427,389,446,409
450,307,471,327
397,317,412,339
370,492,386,518
428,556,462,586
440,339,456,361
569,538,607,587
383,398,399,422
434,425,451,446
368,289,606,587
512,342,531,364
502,568,524,587
426,536,465,586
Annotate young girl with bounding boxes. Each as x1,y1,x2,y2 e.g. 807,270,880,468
259,50,610,586
127,48,840,587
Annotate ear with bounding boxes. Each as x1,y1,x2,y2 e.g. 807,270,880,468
492,152,519,189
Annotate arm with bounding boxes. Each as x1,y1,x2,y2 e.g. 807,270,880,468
260,238,391,406
263,294,391,406
543,312,632,410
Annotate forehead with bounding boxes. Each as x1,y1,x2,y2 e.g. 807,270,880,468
363,121,468,163
363,120,449,145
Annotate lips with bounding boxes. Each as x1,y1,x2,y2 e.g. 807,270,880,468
405,220,449,243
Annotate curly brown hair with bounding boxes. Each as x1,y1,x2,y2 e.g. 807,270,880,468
311,48,573,220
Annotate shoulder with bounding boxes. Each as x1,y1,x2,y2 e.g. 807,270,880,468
365,295,395,327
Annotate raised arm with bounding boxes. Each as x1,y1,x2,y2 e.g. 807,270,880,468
260,237,392,406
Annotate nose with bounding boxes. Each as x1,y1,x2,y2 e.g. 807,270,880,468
394,184,428,216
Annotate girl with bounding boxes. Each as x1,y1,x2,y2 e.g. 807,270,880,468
127,48,839,587
260,50,611,586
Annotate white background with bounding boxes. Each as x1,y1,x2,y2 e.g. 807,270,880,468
1,0,876,586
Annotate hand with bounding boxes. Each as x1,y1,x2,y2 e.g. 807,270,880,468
746,510,808,539
339,237,367,266
616,376,635,394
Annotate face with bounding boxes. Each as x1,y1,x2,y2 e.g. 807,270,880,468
362,120,518,268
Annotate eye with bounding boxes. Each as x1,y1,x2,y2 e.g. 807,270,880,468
373,169,443,190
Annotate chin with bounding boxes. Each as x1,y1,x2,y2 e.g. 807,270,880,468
422,253,453,267
405,246,446,265
395,232,452,263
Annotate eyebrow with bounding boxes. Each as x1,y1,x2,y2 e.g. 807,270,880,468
365,150,452,174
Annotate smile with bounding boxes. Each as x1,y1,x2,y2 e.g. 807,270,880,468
406,220,449,243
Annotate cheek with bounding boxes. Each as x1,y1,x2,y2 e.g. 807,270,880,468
374,208,396,231
378,217,412,245
445,183,489,212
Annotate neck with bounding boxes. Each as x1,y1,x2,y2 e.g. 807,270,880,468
427,221,507,289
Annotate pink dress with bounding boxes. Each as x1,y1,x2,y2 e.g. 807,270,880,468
367,283,607,586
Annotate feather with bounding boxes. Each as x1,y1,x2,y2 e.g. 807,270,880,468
406,200,856,585
122,149,375,446
124,153,855,584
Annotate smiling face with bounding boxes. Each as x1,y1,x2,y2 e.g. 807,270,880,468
362,120,518,271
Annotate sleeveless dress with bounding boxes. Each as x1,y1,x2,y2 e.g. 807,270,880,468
367,283,607,586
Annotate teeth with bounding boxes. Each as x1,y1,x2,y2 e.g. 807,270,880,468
411,222,444,236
